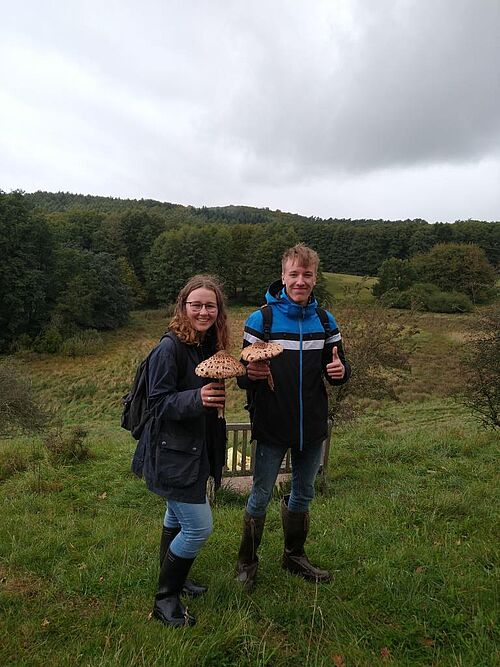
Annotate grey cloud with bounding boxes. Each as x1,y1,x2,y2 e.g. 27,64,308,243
214,0,500,178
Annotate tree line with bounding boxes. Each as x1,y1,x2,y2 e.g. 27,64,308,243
1,190,498,353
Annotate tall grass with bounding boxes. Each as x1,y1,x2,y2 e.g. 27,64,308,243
0,303,498,666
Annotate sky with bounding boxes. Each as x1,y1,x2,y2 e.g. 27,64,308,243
1,0,499,222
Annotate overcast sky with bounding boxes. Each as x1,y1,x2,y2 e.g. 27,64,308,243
1,0,499,222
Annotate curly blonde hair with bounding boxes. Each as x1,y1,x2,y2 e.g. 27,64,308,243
168,275,229,350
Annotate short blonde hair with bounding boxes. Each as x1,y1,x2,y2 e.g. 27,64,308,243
281,243,319,272
169,275,229,350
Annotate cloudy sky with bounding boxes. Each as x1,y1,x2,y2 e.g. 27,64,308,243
1,0,499,222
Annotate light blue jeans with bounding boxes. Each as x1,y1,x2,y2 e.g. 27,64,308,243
164,498,213,559
246,439,324,517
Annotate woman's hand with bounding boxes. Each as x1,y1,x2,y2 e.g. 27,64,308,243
201,382,226,409
247,360,271,382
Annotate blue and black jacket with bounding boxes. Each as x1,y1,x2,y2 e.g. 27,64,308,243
238,280,351,450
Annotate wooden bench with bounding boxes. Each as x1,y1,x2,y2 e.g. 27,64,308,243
224,422,332,477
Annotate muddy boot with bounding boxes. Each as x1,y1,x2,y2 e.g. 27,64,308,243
235,511,266,590
160,526,207,598
153,548,196,627
281,495,331,582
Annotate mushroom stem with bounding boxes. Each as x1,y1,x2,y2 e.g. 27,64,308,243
218,379,225,419
267,373,275,392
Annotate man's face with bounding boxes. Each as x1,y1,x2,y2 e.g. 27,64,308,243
281,259,317,306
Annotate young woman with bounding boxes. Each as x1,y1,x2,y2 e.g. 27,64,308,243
132,275,229,627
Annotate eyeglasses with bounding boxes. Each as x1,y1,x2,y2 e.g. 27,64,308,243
185,301,218,313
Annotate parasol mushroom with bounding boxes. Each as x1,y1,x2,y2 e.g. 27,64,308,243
195,351,246,418
240,341,283,391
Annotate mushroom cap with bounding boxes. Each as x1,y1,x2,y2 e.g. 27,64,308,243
240,341,284,362
195,350,246,379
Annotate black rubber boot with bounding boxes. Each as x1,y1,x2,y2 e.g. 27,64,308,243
153,548,196,627
235,511,266,590
160,526,207,597
281,495,331,582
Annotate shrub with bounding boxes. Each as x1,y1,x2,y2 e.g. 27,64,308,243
60,329,103,357
460,305,500,430
0,361,49,436
43,426,92,463
34,326,63,353
372,258,417,298
327,292,418,426
411,243,496,303
426,290,473,313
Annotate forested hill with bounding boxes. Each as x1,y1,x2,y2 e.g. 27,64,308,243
1,189,498,353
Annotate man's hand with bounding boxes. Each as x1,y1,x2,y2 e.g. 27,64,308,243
326,346,345,380
247,360,271,382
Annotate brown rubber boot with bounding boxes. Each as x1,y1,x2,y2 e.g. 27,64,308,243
235,511,266,590
281,495,331,582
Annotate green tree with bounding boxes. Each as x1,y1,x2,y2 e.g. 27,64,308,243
0,192,54,352
372,258,417,298
55,251,132,330
146,225,223,304
412,243,496,303
245,224,300,302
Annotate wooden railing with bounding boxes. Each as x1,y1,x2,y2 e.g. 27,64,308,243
224,422,332,477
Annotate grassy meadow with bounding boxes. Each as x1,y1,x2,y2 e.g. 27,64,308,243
0,274,498,667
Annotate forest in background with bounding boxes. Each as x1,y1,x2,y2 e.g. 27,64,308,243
1,189,498,354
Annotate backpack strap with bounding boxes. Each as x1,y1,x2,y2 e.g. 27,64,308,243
260,304,331,340
260,305,272,342
315,306,332,338
162,331,188,380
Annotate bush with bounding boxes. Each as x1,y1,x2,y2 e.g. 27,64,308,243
0,361,49,436
327,292,418,426
389,283,473,313
460,305,500,430
34,326,63,353
60,329,103,357
43,426,92,463
426,290,473,313
411,243,496,303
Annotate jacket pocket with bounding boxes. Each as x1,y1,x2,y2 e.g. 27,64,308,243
156,439,202,488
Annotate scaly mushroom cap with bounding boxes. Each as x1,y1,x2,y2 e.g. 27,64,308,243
195,350,246,379
240,341,283,362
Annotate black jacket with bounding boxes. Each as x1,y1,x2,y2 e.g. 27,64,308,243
131,331,226,503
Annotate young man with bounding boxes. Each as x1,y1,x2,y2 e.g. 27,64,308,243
236,243,351,589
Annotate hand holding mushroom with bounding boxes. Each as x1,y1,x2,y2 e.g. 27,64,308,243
195,351,246,418
240,342,283,391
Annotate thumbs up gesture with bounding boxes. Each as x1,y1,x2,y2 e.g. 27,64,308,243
326,345,345,380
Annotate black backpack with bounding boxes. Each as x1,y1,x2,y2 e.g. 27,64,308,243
121,332,187,439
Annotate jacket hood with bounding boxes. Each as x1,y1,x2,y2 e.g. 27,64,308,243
265,279,319,320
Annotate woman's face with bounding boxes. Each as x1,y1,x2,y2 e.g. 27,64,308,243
184,287,218,335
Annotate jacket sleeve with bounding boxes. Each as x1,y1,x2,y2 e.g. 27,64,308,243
322,312,351,386
147,339,205,421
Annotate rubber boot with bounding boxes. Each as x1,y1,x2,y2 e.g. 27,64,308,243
153,548,196,627
160,526,207,597
235,511,266,590
281,495,331,582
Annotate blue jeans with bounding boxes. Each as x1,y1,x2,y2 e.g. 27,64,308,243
246,439,324,517
164,498,213,559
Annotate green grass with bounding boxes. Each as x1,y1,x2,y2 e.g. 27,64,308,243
1,298,498,666
323,273,376,304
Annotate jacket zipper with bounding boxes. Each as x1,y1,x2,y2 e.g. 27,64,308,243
299,308,304,451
